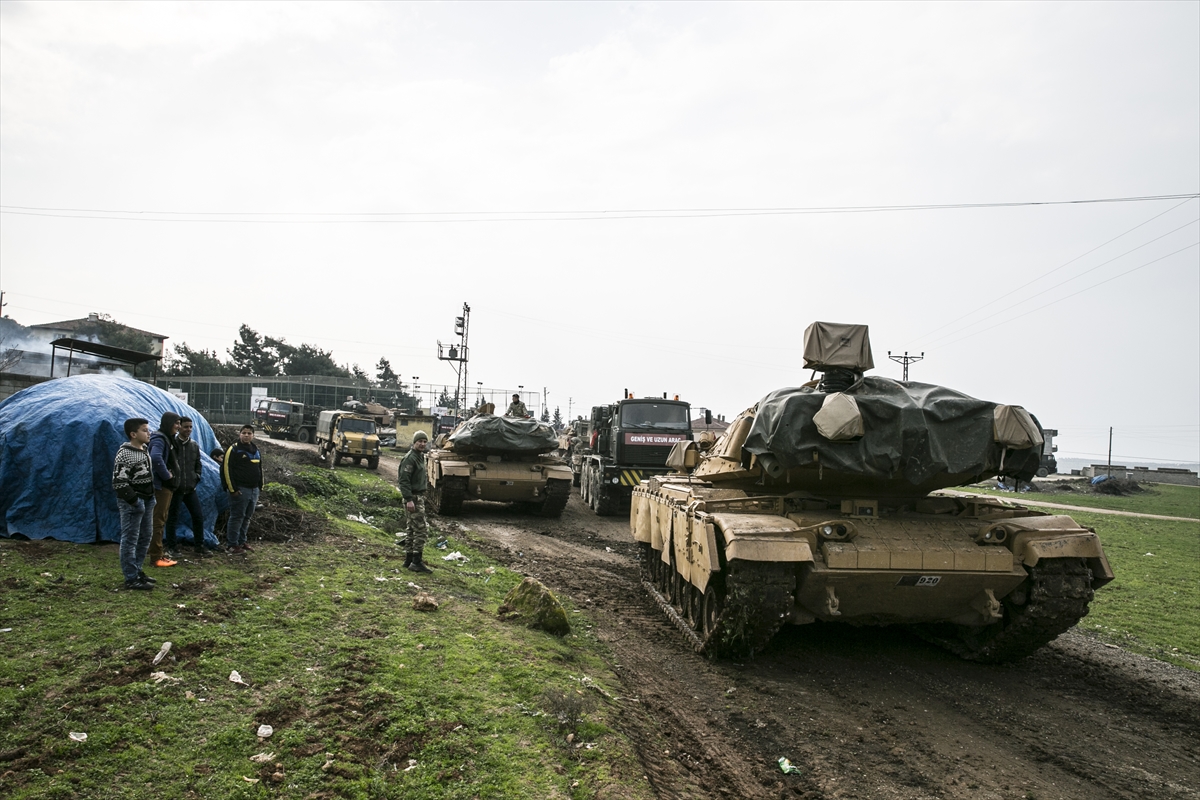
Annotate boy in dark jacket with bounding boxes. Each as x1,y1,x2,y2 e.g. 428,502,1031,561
147,412,181,567
112,417,156,590
222,424,263,555
165,416,207,558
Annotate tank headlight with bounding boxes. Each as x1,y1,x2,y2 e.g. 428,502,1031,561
822,525,834,535
612,477,619,484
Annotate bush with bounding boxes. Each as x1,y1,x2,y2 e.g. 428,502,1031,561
261,482,300,508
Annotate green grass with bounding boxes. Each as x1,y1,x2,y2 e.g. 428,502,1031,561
1072,512,1200,670
962,481,1200,519
0,467,653,799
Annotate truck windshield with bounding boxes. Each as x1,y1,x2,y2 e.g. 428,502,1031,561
339,419,376,434
269,402,294,413
620,403,689,430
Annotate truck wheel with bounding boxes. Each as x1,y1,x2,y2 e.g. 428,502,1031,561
1036,467,1049,478
332,451,342,467
296,428,312,444
572,470,581,488
594,481,622,517
367,456,379,470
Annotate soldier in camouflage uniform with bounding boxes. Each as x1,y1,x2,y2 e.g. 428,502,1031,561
397,430,432,573
505,394,529,417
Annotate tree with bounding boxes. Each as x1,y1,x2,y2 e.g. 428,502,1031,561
540,405,550,423
376,357,398,387
437,388,459,410
552,406,563,428
351,364,368,382
283,343,350,377
228,325,281,376
166,343,230,376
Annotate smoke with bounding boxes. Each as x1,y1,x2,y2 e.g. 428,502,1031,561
0,316,131,377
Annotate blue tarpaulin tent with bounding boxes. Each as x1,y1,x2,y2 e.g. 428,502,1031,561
0,375,228,545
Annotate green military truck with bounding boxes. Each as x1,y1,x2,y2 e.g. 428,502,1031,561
580,394,701,516
315,410,381,469
258,399,319,443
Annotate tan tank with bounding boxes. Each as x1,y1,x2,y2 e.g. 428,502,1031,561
426,413,572,518
631,322,1114,662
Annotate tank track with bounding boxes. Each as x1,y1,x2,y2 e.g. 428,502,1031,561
915,557,1095,663
641,547,795,658
538,480,571,518
430,476,467,516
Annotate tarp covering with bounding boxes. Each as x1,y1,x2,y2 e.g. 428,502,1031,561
445,413,559,454
742,376,1042,496
802,321,875,371
0,375,227,545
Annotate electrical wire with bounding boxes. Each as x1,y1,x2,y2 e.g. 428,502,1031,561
909,197,1199,346
1,193,1196,223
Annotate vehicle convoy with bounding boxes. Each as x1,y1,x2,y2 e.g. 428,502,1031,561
564,419,590,486
581,395,699,515
631,322,1114,663
259,399,320,443
426,413,572,518
315,410,381,469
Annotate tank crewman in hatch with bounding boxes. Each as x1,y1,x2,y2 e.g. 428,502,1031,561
398,430,433,573
505,394,529,418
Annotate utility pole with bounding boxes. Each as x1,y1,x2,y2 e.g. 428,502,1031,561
887,350,925,381
1107,427,1113,479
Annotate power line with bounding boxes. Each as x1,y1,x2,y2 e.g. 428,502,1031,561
909,197,1198,346
1,192,1196,223
921,219,1200,348
934,242,1199,346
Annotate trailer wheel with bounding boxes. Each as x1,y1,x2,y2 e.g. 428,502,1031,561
296,428,312,444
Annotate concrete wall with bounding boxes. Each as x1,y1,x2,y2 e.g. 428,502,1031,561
1081,464,1199,486
0,373,50,403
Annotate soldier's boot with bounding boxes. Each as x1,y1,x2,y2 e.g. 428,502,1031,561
408,556,433,574
403,552,413,568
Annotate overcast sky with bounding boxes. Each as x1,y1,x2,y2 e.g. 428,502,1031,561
2,1,1197,464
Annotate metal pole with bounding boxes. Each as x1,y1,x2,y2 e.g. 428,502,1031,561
1107,427,1113,479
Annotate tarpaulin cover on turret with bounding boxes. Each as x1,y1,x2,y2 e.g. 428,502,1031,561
446,413,559,454
0,375,228,545
742,377,1042,495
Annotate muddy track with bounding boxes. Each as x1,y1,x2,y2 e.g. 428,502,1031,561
442,492,1200,800
264,439,1200,798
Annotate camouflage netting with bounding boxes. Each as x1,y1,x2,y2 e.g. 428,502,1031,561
743,377,1043,496
445,413,559,455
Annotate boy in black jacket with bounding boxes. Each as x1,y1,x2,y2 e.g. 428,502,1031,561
221,424,263,555
166,416,207,558
112,418,156,590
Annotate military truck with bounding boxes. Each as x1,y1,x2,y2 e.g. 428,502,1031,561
580,394,698,516
631,322,1113,663
315,410,381,469
260,399,319,443
564,418,590,487
426,413,572,517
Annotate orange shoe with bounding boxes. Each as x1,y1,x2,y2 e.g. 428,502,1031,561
154,558,177,568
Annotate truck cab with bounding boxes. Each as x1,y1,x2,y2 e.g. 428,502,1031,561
582,396,693,515
315,410,381,469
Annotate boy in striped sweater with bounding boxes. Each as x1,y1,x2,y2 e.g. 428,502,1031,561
112,417,157,590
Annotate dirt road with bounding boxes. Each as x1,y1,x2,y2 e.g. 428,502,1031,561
269,439,1200,799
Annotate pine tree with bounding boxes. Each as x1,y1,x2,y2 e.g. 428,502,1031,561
376,357,398,386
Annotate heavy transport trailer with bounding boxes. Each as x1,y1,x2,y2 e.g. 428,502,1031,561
579,395,701,516
631,478,1113,662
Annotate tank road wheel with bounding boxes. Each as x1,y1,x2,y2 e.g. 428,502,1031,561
915,557,1095,663
430,476,467,517
701,580,725,638
538,480,571,518
594,480,622,517
366,456,379,470
296,427,312,444
638,543,654,582
665,550,680,606
687,582,703,631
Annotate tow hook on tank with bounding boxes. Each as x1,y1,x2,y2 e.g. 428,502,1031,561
824,585,841,617
973,589,1003,621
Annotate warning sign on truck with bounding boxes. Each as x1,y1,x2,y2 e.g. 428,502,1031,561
624,433,688,446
